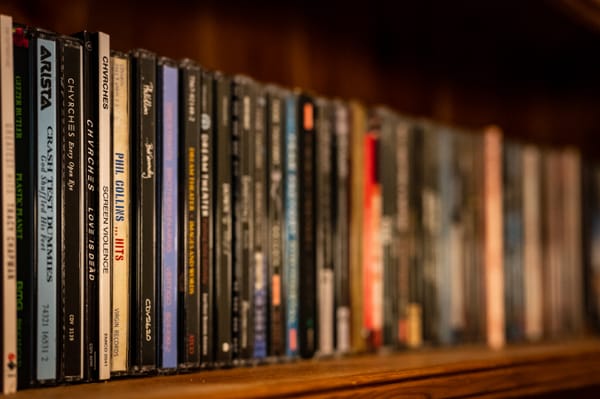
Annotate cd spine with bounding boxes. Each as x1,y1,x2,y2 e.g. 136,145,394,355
230,77,242,362
437,128,453,346
462,133,483,344
178,61,200,369
563,150,583,334
75,30,100,381
131,49,157,372
363,129,382,350
484,126,505,350
13,23,36,389
111,52,130,375
267,89,284,358
236,77,255,362
349,102,366,353
252,88,268,361
522,145,542,342
395,120,411,348
284,94,299,358
157,58,179,371
421,123,440,344
96,32,111,381
214,73,232,367
503,141,523,342
333,102,350,354
316,98,333,357
407,125,423,349
379,110,398,348
1,14,17,394
59,36,84,381
35,32,59,383
199,69,214,367
297,94,317,359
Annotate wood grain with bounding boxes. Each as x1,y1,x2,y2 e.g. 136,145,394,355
11,339,600,398
3,0,600,157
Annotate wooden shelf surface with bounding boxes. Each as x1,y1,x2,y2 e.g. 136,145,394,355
10,338,600,398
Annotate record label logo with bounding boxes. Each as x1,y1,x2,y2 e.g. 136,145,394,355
201,113,211,131
7,353,16,370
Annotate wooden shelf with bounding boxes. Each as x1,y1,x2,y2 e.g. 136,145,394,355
3,2,600,397
10,338,600,398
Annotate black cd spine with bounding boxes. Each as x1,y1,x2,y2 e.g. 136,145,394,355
130,49,157,373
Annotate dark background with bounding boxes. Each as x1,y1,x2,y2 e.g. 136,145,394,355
5,0,600,156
